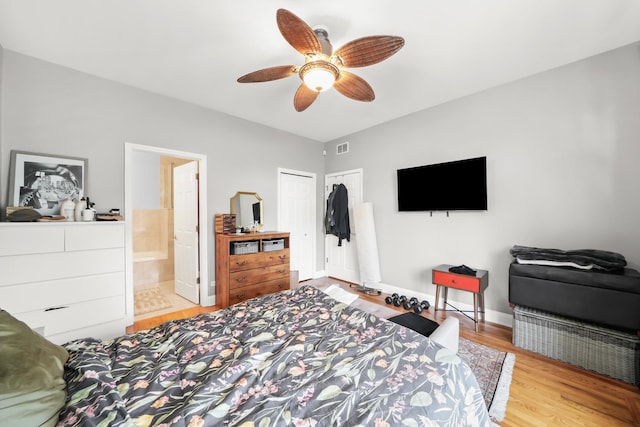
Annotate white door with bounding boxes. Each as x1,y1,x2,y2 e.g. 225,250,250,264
325,169,363,283
279,170,315,281
173,161,200,304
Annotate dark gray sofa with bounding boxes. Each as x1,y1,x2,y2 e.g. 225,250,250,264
509,262,640,331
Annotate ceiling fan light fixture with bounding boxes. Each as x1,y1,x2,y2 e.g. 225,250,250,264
300,61,339,92
238,9,404,111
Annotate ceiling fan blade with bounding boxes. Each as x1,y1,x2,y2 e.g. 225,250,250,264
334,36,405,68
276,9,323,55
333,71,375,102
294,84,320,112
237,65,297,83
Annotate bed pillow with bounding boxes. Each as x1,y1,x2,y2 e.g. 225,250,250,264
0,310,69,427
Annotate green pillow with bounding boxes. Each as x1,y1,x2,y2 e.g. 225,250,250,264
0,310,69,427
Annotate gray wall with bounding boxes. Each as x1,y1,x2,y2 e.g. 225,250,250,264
325,42,640,315
0,50,326,288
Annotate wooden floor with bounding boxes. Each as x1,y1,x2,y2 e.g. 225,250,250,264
127,277,640,426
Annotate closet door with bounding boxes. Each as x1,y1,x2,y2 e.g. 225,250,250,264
324,169,362,284
279,170,316,281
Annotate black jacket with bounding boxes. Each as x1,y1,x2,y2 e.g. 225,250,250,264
325,183,350,246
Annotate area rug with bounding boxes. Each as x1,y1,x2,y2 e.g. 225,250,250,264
459,337,515,422
134,287,172,315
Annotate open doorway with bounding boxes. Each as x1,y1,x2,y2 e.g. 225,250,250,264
132,154,195,321
124,143,210,326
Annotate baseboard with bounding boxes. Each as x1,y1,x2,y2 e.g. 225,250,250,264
359,281,512,328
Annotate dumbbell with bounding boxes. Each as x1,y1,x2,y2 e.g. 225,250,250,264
393,295,407,307
385,293,400,306
385,293,407,307
413,300,430,314
402,296,419,310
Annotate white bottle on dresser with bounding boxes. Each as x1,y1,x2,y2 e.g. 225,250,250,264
74,197,86,221
60,198,76,221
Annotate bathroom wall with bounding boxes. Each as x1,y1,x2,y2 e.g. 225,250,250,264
132,208,173,286
132,154,192,287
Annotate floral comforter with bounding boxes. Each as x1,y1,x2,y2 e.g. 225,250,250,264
57,286,492,426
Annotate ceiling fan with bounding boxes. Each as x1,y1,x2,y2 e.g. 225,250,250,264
237,9,405,112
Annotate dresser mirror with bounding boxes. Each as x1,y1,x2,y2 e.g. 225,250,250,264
230,191,263,231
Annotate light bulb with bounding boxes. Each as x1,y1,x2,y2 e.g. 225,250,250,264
300,61,339,92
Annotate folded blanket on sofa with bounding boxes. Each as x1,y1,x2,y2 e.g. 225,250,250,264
510,245,627,271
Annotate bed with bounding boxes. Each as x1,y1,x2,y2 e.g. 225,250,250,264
3,285,493,426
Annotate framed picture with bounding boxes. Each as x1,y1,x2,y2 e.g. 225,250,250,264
8,150,88,216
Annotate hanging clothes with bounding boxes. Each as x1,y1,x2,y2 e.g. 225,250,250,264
325,183,351,246
325,187,337,232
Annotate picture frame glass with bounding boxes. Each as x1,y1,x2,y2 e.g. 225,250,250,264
8,151,87,216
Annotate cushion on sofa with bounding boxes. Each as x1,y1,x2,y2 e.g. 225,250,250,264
510,262,640,294
0,309,69,427
509,263,640,331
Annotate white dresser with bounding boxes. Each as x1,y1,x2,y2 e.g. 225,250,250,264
0,222,126,344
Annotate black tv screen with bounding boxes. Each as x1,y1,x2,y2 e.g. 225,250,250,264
397,156,487,212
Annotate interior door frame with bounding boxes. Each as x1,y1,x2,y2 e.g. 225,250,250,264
124,142,210,326
277,168,317,279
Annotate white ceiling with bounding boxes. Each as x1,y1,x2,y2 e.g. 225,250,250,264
1,1,640,142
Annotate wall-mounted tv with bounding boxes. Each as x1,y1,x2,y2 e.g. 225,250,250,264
397,156,487,212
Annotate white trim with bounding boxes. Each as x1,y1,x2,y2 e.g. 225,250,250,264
313,269,326,279
373,281,512,328
124,143,210,326
324,168,364,201
277,168,317,281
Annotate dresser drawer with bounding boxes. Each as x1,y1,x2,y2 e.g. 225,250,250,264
230,264,290,289
229,249,289,272
0,248,124,286
433,270,481,292
0,226,65,256
228,278,290,306
65,223,124,251
47,319,127,345
0,272,124,314
14,295,125,339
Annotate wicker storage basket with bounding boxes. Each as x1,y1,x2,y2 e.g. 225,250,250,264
231,241,258,255
513,305,640,386
263,238,284,252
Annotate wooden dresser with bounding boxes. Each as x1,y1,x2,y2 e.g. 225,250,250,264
215,231,290,308
0,222,126,344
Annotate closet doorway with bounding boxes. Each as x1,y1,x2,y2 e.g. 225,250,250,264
124,143,209,326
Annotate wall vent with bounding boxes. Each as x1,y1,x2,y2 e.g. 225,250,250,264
336,141,349,155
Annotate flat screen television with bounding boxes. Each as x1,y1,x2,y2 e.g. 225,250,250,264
397,156,487,212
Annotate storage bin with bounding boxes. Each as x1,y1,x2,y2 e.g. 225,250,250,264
231,241,258,255
513,305,640,386
263,238,285,252
215,214,236,234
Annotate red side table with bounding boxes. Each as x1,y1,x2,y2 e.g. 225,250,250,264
432,264,489,332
